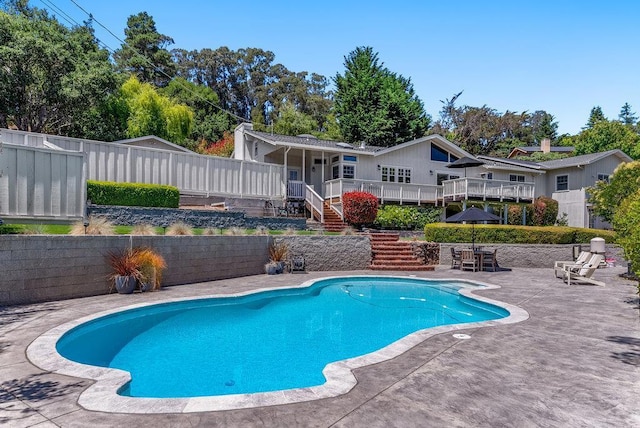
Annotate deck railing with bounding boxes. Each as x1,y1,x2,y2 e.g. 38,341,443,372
442,177,535,203
304,184,324,223
324,179,440,205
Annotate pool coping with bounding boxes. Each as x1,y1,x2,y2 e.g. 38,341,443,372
26,275,529,414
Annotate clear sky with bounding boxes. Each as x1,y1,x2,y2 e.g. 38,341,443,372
36,0,640,135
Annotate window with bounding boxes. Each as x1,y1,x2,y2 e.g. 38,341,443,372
288,169,299,181
481,172,493,180
313,158,327,165
381,166,396,182
343,155,357,162
430,145,450,162
331,155,339,163
342,165,355,179
509,174,525,182
332,165,339,179
556,175,569,191
437,173,459,185
397,168,411,183
597,173,610,182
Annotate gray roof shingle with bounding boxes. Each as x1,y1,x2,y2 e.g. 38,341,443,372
246,130,381,153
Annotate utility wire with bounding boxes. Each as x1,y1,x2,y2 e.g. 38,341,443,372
65,0,249,124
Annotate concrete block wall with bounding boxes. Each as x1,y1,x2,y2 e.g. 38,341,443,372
439,243,626,268
0,235,372,306
275,236,371,271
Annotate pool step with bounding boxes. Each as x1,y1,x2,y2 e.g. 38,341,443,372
369,233,434,271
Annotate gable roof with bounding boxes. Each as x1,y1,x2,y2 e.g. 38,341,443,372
508,145,574,159
477,155,546,173
245,130,379,154
116,136,194,153
371,134,473,159
537,149,633,170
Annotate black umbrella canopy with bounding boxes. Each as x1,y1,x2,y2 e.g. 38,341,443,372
446,156,485,177
446,156,485,169
445,206,501,223
446,206,501,251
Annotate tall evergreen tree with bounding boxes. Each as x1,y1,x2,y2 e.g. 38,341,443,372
113,12,175,87
585,106,606,128
618,102,637,126
333,46,429,147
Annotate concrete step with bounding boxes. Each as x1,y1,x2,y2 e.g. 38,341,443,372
369,265,435,271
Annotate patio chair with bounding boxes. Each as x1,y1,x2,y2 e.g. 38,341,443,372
482,249,498,272
460,249,479,272
562,253,605,286
450,247,461,269
554,251,592,278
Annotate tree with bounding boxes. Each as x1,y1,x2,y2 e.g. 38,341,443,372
588,160,640,223
0,5,118,134
333,46,430,147
585,106,606,128
530,110,558,142
113,12,175,87
618,102,637,126
161,77,231,143
613,189,640,285
120,76,193,143
272,102,318,136
573,120,640,159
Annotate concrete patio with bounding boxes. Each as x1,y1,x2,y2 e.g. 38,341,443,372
1,266,638,427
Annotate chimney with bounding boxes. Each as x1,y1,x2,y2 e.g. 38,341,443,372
359,141,366,149
541,138,551,154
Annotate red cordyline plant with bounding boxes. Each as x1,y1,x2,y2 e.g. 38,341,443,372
342,191,379,228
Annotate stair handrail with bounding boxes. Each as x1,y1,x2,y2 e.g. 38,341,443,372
304,184,324,223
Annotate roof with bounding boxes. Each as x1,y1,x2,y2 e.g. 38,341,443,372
116,136,194,153
477,155,546,173
246,130,380,154
514,146,575,153
537,149,633,170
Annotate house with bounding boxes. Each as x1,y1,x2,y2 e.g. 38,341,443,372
507,138,574,159
234,123,629,228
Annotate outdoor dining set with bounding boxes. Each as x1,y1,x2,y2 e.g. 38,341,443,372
450,247,499,272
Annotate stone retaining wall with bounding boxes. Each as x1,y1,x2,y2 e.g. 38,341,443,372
87,205,306,230
275,236,371,271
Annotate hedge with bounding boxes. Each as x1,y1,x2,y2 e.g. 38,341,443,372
87,180,180,208
424,223,617,245
343,191,378,226
375,205,442,230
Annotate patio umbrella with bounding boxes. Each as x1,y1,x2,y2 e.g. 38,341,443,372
446,156,485,177
446,206,501,251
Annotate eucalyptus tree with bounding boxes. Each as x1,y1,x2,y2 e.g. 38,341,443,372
333,46,429,147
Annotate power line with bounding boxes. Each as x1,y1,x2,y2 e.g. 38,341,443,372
65,0,249,124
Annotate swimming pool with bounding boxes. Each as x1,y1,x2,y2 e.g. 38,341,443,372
28,275,528,413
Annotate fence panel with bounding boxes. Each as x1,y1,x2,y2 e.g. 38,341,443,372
0,143,84,220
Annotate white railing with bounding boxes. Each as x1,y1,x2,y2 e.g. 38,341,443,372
287,180,306,200
442,178,535,202
304,184,324,223
0,142,85,221
324,179,440,205
1,128,285,200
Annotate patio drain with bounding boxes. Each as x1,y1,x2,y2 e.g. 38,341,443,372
453,333,471,340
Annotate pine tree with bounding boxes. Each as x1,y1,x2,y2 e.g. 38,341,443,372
585,106,606,129
618,102,637,126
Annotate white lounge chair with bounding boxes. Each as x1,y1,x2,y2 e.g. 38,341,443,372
562,253,605,286
554,251,592,278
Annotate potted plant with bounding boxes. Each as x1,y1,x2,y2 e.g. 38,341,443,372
107,248,142,294
264,261,280,275
134,247,167,292
268,241,289,273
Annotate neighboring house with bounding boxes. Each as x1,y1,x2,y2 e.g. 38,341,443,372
116,136,195,153
507,138,574,159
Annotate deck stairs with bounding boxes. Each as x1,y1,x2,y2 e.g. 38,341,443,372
322,203,347,232
369,233,435,271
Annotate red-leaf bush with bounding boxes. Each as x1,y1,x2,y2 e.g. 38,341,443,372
342,191,379,227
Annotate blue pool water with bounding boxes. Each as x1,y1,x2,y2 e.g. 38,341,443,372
56,277,508,398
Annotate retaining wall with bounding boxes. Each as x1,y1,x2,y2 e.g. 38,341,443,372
0,235,371,306
87,205,306,230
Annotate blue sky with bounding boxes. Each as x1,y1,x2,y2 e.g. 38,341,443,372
37,0,640,135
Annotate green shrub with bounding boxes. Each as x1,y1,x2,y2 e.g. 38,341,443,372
0,224,26,234
424,223,616,244
87,180,179,208
375,205,442,230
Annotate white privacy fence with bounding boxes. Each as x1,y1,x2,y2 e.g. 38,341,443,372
0,129,285,202
0,142,85,221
